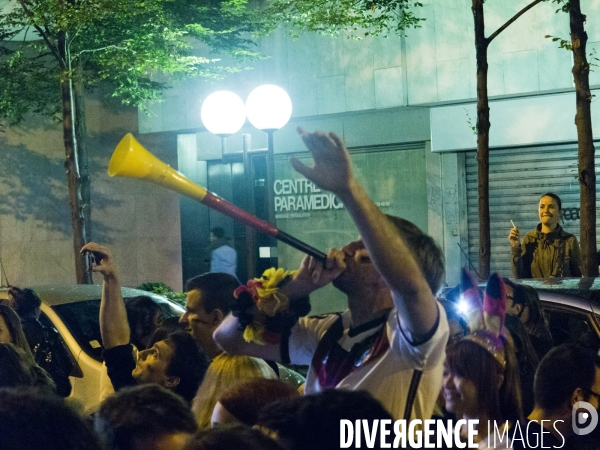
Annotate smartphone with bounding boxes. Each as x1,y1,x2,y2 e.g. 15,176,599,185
85,251,103,270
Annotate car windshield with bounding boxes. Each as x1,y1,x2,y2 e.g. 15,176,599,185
52,298,181,362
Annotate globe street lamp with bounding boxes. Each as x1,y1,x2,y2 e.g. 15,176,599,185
245,85,292,267
200,90,246,154
246,85,293,132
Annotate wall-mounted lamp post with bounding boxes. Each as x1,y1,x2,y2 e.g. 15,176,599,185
245,85,292,267
199,86,292,274
200,90,247,274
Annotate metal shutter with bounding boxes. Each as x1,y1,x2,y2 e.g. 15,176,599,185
465,144,593,278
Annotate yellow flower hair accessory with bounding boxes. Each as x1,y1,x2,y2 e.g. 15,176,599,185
232,267,308,346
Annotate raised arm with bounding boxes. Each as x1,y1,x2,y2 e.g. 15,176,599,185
214,249,345,358
80,243,130,349
291,128,438,339
213,312,282,360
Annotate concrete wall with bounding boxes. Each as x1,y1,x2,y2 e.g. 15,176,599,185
0,98,183,290
406,0,599,103
136,0,600,287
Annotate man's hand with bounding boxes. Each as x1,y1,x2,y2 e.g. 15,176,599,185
508,227,520,249
291,127,354,198
80,242,116,278
282,248,346,299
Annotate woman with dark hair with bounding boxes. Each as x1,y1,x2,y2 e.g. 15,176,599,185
519,285,553,355
443,335,523,448
148,316,185,347
0,305,56,391
503,279,553,360
125,296,164,351
504,314,538,416
509,192,582,278
431,298,469,419
442,275,523,449
0,343,35,388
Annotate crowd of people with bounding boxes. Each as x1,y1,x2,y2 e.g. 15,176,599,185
1,128,599,450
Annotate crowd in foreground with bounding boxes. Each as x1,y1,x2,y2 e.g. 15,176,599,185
0,128,599,450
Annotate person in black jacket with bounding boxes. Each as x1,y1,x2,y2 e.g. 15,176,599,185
8,286,72,396
502,279,553,360
81,242,209,404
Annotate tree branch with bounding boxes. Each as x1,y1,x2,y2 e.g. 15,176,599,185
33,51,54,60
75,44,129,59
16,0,64,66
487,0,544,44
21,25,29,43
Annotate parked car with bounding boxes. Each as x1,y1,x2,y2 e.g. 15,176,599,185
446,277,600,349
518,277,600,349
0,284,183,415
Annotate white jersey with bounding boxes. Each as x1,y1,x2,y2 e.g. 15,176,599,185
288,303,448,421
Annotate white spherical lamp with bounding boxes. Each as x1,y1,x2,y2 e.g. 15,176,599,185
201,91,246,137
245,85,292,131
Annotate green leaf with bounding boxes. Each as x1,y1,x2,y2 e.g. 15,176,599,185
0,0,267,119
260,0,424,39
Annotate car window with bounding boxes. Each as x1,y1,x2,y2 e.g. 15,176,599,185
52,300,104,362
544,307,600,349
51,297,182,362
38,312,80,378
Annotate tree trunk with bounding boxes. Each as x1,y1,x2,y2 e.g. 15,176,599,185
473,0,490,280
59,32,92,284
569,0,597,277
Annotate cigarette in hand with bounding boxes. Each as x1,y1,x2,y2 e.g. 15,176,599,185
510,219,516,228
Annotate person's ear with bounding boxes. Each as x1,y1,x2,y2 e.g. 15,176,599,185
210,308,225,326
514,303,523,315
570,387,585,407
164,375,180,389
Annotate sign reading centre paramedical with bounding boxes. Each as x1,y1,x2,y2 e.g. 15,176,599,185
274,178,345,219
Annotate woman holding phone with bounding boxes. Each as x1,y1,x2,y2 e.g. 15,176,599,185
508,193,582,279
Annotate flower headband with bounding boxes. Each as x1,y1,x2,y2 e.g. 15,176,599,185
230,268,310,346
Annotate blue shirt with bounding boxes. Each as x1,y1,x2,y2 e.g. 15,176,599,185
210,244,237,277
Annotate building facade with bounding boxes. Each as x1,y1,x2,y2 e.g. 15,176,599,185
137,0,600,312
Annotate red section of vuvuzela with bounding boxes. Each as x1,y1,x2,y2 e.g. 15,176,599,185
202,191,278,236
202,191,327,262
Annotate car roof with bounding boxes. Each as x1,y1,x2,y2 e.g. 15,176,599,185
498,277,600,314
0,284,176,307
518,277,600,292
